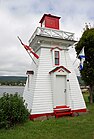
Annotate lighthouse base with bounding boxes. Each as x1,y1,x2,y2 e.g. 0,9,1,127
29,107,87,120
29,113,54,121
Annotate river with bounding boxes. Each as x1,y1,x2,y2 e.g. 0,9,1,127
0,86,24,97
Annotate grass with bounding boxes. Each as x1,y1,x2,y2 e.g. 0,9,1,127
0,94,94,139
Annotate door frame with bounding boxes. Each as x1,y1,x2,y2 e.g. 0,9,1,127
55,75,67,106
52,71,70,108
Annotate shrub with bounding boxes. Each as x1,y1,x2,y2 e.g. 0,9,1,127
0,93,29,128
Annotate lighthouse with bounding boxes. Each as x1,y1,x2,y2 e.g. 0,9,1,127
23,14,86,119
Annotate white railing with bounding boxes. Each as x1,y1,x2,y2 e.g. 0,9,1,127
29,27,74,43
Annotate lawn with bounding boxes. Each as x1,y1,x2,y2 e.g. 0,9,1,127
0,94,94,139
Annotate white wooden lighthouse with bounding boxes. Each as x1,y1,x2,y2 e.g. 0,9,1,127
23,14,87,119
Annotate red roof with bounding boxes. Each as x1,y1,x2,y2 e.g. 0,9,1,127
39,14,61,23
50,46,63,51
49,66,71,74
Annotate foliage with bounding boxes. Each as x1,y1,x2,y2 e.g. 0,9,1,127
0,95,94,139
88,94,94,103
0,93,29,129
75,28,94,103
77,76,85,86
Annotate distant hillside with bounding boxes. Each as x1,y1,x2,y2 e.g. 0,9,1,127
0,76,85,86
0,76,27,82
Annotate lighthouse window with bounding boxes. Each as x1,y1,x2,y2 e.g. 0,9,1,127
55,51,59,65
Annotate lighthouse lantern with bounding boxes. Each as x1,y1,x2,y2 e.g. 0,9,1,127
39,14,61,30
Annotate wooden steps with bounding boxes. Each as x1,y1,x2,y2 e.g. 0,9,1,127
54,105,73,118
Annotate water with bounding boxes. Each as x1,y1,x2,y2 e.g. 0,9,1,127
0,86,24,97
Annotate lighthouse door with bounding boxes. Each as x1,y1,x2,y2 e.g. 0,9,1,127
55,75,66,106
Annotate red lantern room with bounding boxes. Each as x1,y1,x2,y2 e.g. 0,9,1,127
39,14,61,30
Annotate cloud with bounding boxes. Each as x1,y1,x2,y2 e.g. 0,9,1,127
0,0,94,76
0,7,36,76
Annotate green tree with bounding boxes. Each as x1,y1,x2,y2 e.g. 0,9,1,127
75,28,94,103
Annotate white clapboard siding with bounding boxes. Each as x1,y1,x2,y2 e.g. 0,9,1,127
23,56,39,111
23,38,86,115
31,48,53,114
23,75,34,111
60,49,67,67
64,51,86,110
59,47,86,110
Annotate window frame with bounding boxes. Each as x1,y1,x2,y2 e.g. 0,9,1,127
54,51,60,65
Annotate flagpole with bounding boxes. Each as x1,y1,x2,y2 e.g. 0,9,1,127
17,36,37,65
26,50,37,65
73,58,78,65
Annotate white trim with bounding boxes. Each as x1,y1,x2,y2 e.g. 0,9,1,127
50,68,70,108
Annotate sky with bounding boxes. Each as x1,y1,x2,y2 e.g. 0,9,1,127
0,0,94,76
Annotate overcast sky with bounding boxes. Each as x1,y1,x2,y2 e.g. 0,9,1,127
0,0,94,76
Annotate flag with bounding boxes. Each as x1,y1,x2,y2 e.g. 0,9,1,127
17,36,39,59
78,47,85,70
78,47,85,59
22,43,39,59
79,58,85,70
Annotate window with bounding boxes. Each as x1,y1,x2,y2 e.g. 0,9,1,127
55,51,59,65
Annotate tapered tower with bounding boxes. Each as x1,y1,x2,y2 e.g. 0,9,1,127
23,14,86,120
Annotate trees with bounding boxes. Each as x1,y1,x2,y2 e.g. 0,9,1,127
75,28,94,103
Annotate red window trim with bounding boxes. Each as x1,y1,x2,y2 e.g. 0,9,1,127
55,51,60,65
